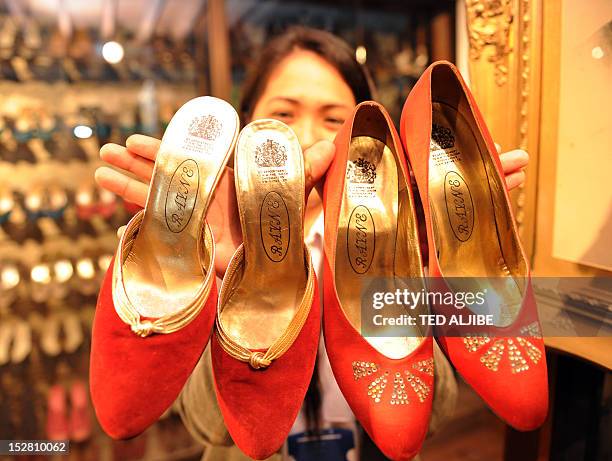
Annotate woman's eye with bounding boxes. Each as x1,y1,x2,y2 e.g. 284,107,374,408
325,117,344,126
271,111,294,120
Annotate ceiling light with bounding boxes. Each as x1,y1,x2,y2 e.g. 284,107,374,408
102,40,124,64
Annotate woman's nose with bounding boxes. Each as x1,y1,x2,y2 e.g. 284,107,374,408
292,118,317,151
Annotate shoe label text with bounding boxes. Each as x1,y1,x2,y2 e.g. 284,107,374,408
348,205,375,274
260,191,289,262
165,159,199,233
444,171,474,242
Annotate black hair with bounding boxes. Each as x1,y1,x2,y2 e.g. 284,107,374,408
239,25,375,123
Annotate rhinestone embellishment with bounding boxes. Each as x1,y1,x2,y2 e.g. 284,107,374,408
519,322,542,338
405,371,430,403
367,372,388,403
464,332,542,373
390,372,408,405
507,339,529,373
464,336,491,352
516,336,543,364
479,339,505,371
352,361,378,380
412,358,434,376
352,361,431,405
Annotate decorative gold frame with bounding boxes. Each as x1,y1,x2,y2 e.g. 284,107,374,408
465,0,611,369
465,0,542,262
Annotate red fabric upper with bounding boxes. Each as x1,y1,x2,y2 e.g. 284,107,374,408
323,259,434,460
323,101,433,460
90,256,217,439
400,60,548,431
211,276,320,460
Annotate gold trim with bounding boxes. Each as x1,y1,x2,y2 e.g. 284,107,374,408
112,210,216,337
515,0,531,236
465,0,542,258
215,244,315,369
465,0,514,86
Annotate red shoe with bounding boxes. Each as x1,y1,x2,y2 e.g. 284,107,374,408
323,101,433,460
212,120,319,460
46,385,69,441
90,96,239,439
400,60,548,430
68,380,92,442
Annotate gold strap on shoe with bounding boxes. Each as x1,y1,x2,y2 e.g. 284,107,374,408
112,210,215,337
215,245,315,369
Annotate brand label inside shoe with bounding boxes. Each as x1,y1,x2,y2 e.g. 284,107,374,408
431,123,455,150
183,114,222,153
346,158,377,199
347,205,375,274
444,171,474,242
165,159,200,233
260,191,290,262
188,115,222,140
430,123,462,167
255,138,289,183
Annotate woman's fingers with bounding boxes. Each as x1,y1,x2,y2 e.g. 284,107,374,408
100,143,154,183
499,149,529,174
498,148,529,190
96,134,161,207
125,134,162,161
505,170,526,191
94,166,149,207
303,140,335,191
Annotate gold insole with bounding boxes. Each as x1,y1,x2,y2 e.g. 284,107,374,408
336,136,423,359
219,120,307,349
123,98,238,318
429,102,522,326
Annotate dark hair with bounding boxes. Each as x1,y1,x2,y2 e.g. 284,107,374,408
239,25,376,123
237,26,374,435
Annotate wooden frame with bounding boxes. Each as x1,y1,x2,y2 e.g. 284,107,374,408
464,0,611,366
465,0,611,278
463,0,542,262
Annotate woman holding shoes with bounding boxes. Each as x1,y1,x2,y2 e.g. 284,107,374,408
94,27,530,461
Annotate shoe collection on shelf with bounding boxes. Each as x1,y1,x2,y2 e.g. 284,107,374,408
0,15,197,84
0,15,205,458
90,61,548,461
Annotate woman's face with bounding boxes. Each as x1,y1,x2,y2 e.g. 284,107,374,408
251,49,357,151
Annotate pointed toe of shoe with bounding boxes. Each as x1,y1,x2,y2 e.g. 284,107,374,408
323,294,434,460
90,262,217,439
211,337,317,459
210,342,297,458
443,335,548,431
211,292,320,460
368,408,430,461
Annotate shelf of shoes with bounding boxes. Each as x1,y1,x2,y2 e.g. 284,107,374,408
223,1,449,123
0,17,204,460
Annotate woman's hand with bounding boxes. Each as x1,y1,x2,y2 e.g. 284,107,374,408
95,134,335,277
496,144,529,191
